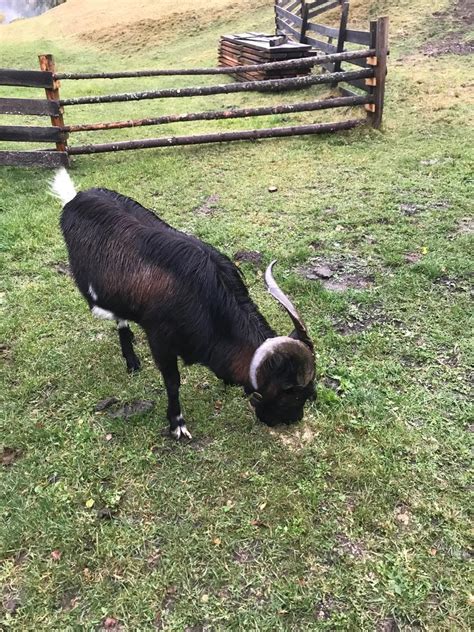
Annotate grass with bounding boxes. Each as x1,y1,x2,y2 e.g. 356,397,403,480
1,1,473,629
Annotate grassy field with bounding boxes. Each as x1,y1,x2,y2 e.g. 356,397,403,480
1,0,473,629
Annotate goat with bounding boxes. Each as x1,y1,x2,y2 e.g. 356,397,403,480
52,168,315,439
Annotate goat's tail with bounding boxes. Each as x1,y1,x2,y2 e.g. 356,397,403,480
50,167,77,206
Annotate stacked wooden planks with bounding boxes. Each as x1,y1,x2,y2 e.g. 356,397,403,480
218,33,313,81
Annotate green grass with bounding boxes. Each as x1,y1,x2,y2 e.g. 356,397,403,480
1,2,473,629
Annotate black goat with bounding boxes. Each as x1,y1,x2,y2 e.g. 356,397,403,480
52,169,315,439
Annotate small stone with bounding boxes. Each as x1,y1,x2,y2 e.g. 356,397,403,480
268,186,278,192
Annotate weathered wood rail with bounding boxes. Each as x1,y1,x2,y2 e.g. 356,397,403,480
0,1,388,168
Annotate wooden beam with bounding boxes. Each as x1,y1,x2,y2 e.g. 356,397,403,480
0,125,68,143
63,95,371,133
333,1,349,77
67,119,365,155
55,48,375,80
60,68,374,106
0,150,69,168
0,68,54,88
0,97,60,116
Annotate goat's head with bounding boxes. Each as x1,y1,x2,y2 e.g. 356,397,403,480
249,261,315,426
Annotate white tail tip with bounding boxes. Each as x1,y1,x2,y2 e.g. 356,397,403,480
50,167,77,206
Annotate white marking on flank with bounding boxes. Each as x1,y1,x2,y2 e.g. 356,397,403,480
50,168,77,206
88,284,98,301
91,306,116,321
249,336,294,390
117,320,128,329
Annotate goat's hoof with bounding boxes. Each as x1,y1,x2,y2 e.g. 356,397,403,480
170,424,192,441
126,358,141,373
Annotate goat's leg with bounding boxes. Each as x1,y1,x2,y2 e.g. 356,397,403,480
117,320,141,373
147,336,191,440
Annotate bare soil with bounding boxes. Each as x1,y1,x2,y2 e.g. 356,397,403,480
299,255,375,292
422,0,474,56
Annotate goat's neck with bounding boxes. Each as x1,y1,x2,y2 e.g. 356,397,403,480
211,324,275,390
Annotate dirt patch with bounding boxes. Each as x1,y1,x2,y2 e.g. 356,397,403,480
79,2,269,51
335,533,367,559
233,541,263,564
314,595,344,621
94,397,120,412
332,303,389,334
422,36,474,56
187,437,213,452
299,255,375,292
377,617,400,632
0,343,13,364
154,586,178,630
422,0,474,56
233,250,263,267
434,275,472,294
53,261,71,276
2,586,21,615
194,195,220,217
456,217,474,235
2,446,23,467
404,252,422,264
268,423,317,452
432,0,473,26
94,399,155,419
400,203,423,216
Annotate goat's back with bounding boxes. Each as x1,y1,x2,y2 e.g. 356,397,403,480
60,188,270,359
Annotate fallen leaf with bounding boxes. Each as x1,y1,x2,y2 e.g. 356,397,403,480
259,502,267,511
200,594,209,603
105,433,113,442
50,550,62,561
212,537,221,546
85,498,95,509
421,246,428,255
103,616,119,629
250,519,269,528
268,185,278,192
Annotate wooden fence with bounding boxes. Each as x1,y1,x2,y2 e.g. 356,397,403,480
0,4,388,168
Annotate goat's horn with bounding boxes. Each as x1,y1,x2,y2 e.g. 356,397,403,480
265,260,314,353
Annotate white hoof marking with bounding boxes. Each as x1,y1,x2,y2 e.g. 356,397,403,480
180,425,192,439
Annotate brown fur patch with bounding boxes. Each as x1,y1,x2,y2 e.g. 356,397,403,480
230,346,255,385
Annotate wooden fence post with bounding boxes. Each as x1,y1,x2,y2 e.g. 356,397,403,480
333,1,349,76
38,54,67,152
300,1,309,43
366,16,388,128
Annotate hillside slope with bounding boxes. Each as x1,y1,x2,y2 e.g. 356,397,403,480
0,0,271,45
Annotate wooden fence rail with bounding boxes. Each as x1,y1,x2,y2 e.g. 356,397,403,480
59,67,374,107
52,47,375,80
63,95,371,133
